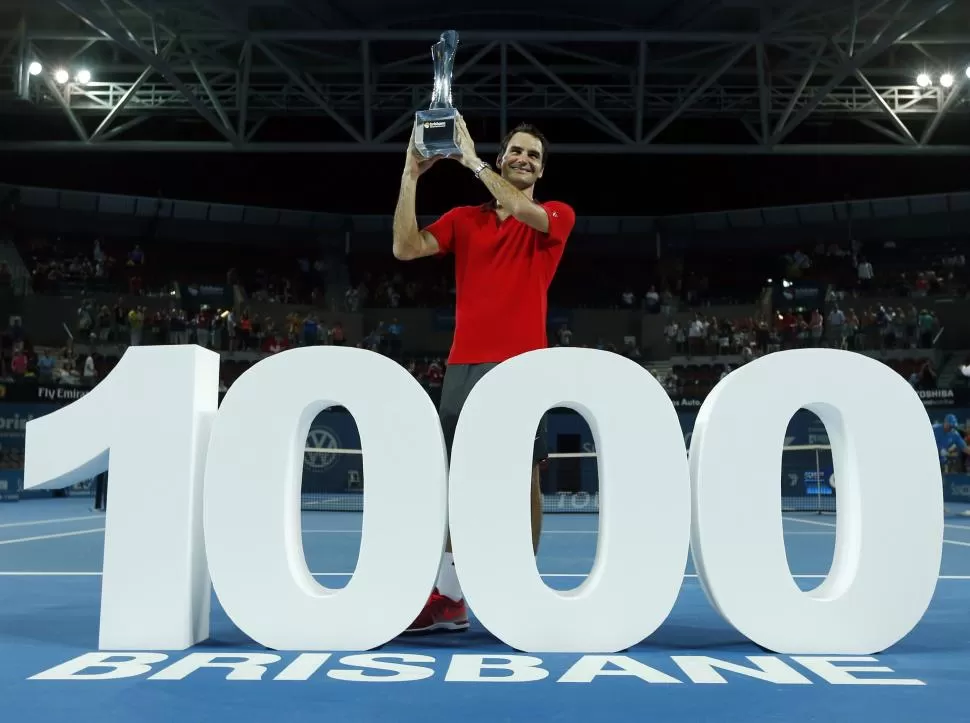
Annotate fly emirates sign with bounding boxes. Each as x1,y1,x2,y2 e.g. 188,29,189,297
22,346,943,657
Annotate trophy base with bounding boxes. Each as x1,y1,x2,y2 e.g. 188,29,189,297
414,108,461,158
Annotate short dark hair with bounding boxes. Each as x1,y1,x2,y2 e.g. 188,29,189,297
497,123,549,168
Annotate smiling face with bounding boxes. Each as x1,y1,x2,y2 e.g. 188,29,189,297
496,130,545,191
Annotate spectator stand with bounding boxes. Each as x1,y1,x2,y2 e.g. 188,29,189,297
662,276,962,399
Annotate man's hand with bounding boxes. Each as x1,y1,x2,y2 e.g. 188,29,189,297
454,114,483,170
404,129,443,180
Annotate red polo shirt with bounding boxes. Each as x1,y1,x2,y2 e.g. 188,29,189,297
423,200,575,364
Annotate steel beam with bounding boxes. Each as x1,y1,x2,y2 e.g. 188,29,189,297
511,42,633,144
14,16,28,100
756,42,769,142
6,60,943,79
769,0,956,144
237,39,251,138
12,81,963,117
921,76,969,145
499,42,507,138
634,40,646,142
4,141,970,156
644,0,817,145
361,39,372,141
772,41,825,137
847,0,860,56
35,58,89,142
852,66,917,144
90,35,176,141
0,17,22,69
255,41,364,142
371,41,497,144
57,0,240,144
99,0,141,47
833,0,895,43
10,29,970,44
857,118,911,145
642,44,751,144
7,4,969,157
184,38,234,135
98,115,148,141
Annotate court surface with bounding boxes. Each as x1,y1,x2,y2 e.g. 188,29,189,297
1,496,969,723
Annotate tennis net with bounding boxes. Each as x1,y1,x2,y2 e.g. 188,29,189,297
299,419,835,514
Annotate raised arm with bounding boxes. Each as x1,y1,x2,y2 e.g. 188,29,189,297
392,135,443,261
453,115,551,233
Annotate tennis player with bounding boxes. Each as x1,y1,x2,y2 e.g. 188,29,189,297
392,116,576,633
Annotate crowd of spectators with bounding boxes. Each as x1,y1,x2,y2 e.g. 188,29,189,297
0,297,942,409
787,238,968,299
73,297,351,354
342,248,727,312
14,230,338,310
7,209,969,323
338,234,969,315
664,303,942,360
0,191,966,407
659,302,945,398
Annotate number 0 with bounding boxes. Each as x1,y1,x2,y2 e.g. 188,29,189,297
202,346,448,651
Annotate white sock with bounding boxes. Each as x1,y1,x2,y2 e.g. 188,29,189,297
435,552,463,601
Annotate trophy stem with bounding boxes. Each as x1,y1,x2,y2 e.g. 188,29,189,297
413,30,461,158
428,31,457,110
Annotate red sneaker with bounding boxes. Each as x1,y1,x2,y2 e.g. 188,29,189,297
404,588,469,634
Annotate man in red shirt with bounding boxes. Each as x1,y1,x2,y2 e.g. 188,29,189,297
392,116,575,634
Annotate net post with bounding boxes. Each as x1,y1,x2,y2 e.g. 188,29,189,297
814,447,822,515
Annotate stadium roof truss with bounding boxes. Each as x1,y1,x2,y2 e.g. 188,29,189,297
0,0,969,154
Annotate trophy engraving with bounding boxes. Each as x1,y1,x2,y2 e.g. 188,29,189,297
413,30,461,158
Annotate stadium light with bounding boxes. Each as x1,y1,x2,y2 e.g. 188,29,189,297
916,72,931,87
76,69,91,85
54,68,69,84
940,72,954,88
28,61,42,76
966,66,970,79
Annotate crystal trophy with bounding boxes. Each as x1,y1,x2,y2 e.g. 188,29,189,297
413,30,461,158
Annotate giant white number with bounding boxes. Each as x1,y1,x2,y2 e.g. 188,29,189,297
23,346,219,650
23,346,943,655
202,346,448,651
448,348,690,653
689,349,943,654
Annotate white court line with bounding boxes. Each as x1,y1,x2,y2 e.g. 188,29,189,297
0,528,105,546
0,571,103,576
782,517,838,529
0,515,102,530
783,516,970,548
1,571,969,580
302,529,835,536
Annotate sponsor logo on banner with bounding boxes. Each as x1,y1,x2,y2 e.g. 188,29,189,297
918,388,955,406
670,397,702,409
945,475,970,501
37,385,90,402
303,427,342,471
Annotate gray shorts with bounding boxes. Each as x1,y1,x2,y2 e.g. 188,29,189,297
439,362,548,466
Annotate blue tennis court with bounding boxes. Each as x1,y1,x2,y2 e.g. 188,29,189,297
1,495,968,723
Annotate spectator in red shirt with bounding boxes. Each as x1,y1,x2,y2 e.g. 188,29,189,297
393,116,576,634
10,346,27,376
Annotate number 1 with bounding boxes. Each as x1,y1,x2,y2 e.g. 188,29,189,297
24,346,220,650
